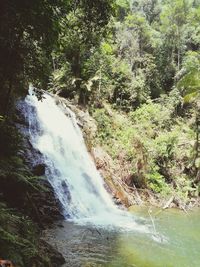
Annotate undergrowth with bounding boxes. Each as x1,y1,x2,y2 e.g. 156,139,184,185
91,91,199,205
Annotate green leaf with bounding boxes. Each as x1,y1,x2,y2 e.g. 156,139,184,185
183,92,199,103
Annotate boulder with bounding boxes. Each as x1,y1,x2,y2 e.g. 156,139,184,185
39,240,66,267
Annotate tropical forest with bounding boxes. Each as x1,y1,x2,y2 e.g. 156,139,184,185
0,0,200,266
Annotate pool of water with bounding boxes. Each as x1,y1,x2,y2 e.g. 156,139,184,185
43,207,200,267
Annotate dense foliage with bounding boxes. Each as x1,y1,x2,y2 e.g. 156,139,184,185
1,1,200,264
86,0,200,206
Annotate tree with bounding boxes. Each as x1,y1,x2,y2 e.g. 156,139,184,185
130,0,161,24
160,0,192,70
0,0,68,115
113,9,162,106
178,51,200,165
50,0,114,104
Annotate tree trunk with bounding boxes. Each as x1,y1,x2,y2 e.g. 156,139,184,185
71,51,85,105
177,27,181,71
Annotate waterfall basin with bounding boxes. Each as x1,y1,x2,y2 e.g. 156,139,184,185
43,206,200,267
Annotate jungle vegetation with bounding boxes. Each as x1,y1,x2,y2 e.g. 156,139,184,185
1,0,200,265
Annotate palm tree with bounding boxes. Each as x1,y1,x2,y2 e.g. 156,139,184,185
178,69,200,167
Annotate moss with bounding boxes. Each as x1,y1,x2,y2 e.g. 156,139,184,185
0,203,52,267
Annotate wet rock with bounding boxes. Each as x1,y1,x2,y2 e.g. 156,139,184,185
54,95,97,141
91,146,141,207
76,110,97,140
11,97,66,266
113,197,123,206
30,179,64,226
15,104,29,126
39,240,65,267
32,164,46,176
113,190,129,207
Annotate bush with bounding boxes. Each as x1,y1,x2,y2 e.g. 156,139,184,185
92,94,196,201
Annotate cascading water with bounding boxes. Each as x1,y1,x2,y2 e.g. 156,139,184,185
21,87,150,232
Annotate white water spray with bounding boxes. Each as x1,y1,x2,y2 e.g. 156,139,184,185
22,87,150,232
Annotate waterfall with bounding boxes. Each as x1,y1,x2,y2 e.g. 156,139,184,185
21,87,149,232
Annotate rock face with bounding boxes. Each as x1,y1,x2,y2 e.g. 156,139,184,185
91,146,137,207
54,95,98,144
39,240,65,267
76,109,97,141
16,99,64,223
13,100,65,266
29,178,64,226
32,163,46,176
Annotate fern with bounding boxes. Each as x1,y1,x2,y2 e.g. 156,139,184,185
178,70,200,102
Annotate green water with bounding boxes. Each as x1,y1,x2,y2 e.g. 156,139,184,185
44,207,200,267
116,207,200,267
